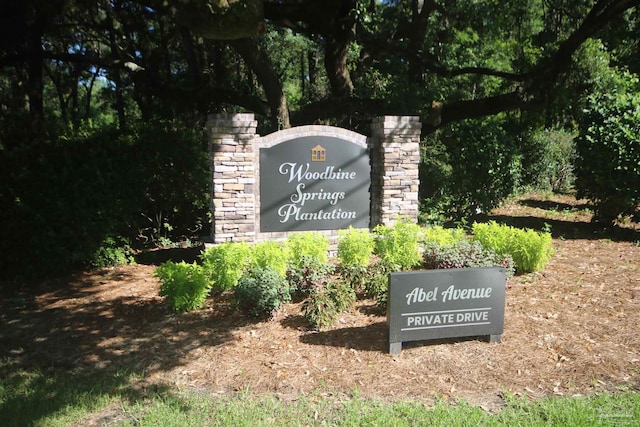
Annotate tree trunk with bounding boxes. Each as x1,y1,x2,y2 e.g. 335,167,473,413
230,38,290,129
26,19,44,124
407,0,436,84
307,47,318,99
323,1,356,98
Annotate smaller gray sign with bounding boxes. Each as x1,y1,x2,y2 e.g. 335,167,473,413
388,268,505,354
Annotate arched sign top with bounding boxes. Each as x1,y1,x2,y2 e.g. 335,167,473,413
259,125,367,149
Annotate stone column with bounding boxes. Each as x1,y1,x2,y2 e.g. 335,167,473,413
369,116,421,227
206,113,258,244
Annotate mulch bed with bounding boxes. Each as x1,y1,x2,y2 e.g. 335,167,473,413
1,194,638,409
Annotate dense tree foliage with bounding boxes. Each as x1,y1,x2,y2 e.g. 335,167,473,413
575,73,640,224
1,1,638,277
1,0,638,131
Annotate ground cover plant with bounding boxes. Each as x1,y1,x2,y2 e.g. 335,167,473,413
1,193,639,425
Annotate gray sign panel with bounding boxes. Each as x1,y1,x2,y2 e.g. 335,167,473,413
260,136,370,232
388,268,506,354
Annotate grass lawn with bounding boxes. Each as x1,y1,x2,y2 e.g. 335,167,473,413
1,363,638,426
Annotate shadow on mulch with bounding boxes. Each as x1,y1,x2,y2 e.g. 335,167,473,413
299,322,494,353
134,245,204,265
299,322,388,352
518,198,592,212
476,199,639,242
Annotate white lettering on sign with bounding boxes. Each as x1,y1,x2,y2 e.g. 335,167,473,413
277,204,357,223
278,162,357,183
275,162,358,225
401,308,492,331
289,183,345,206
405,285,492,306
405,287,439,305
440,285,492,303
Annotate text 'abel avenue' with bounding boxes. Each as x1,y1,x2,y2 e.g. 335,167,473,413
388,268,506,354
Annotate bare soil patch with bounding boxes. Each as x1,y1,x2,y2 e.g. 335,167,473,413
2,194,639,408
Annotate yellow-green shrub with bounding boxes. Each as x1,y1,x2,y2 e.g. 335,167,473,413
373,218,423,270
422,225,466,247
472,221,554,273
250,241,290,277
156,261,211,312
201,242,252,291
286,232,329,269
337,227,375,268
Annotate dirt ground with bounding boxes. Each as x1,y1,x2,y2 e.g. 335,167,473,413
1,194,639,409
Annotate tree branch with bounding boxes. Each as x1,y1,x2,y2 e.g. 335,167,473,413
229,38,291,128
430,0,640,134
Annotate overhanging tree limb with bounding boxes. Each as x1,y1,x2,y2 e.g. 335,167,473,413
430,0,640,134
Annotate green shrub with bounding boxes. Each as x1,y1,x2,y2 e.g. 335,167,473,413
287,255,335,298
338,264,369,295
422,226,466,247
286,232,329,269
201,242,252,291
575,81,640,223
234,266,291,319
423,240,515,278
472,221,554,273
363,259,396,310
373,219,423,270
155,261,211,312
337,227,375,268
302,285,339,330
90,236,134,268
0,119,209,279
329,277,357,313
302,277,355,330
521,128,576,193
419,116,522,220
250,241,290,277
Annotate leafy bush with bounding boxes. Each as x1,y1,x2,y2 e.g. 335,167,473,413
201,242,252,291
289,254,350,329
373,218,423,270
156,261,211,312
234,266,291,319
133,120,210,246
89,236,134,268
250,241,290,277
0,119,210,279
338,264,369,296
362,259,397,310
422,226,466,247
520,128,576,193
418,136,453,224
575,81,640,223
472,221,553,273
302,284,339,331
423,240,515,278
286,232,329,269
287,255,335,298
302,277,355,330
337,227,375,268
419,116,522,220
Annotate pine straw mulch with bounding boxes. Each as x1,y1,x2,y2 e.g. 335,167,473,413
1,193,639,409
